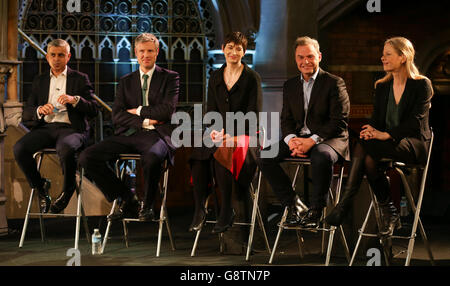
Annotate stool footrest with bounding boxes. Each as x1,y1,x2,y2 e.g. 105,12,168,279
28,213,80,217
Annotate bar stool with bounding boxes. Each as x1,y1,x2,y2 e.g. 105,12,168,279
267,158,351,266
350,131,435,266
19,148,90,250
101,154,175,257
190,168,271,261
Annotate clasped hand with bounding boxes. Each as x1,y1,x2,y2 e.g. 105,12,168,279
360,124,391,141
288,137,315,158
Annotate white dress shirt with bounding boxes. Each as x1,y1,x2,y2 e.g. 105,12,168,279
136,65,156,130
284,68,324,145
37,66,80,123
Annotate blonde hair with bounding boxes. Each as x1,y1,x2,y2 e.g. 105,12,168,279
135,33,160,50
375,37,429,87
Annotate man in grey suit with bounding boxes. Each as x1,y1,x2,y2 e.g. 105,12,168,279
257,36,350,228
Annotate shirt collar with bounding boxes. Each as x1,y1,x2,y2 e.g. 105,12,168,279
50,66,68,78
300,68,320,83
139,65,156,79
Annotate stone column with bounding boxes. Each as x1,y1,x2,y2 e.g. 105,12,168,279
254,0,318,145
3,0,22,129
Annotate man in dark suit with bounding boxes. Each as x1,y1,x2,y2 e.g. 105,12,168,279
79,33,179,221
14,39,98,214
257,36,350,228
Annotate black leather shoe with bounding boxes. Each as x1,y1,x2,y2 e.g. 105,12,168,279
284,195,309,226
37,179,51,213
107,195,139,221
324,204,348,227
212,209,235,234
50,189,75,214
284,205,303,226
138,204,155,222
299,208,323,228
189,208,206,232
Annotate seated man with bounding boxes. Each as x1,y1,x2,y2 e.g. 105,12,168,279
257,36,350,228
79,33,179,221
14,39,98,213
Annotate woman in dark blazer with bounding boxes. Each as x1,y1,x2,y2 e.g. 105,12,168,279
189,32,262,233
325,37,433,236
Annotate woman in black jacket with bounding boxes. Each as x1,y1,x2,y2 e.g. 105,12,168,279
325,37,433,235
189,32,262,233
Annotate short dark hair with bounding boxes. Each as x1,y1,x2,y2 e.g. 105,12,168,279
223,32,248,52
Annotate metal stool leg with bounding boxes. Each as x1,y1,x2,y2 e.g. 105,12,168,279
246,171,270,260
191,227,203,257
74,188,82,250
296,229,305,259
101,199,117,254
123,220,129,248
350,201,374,266
269,207,288,264
396,168,434,266
19,188,35,248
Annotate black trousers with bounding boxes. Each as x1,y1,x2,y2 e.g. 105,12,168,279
79,130,169,203
13,123,87,192
190,157,250,221
257,140,339,209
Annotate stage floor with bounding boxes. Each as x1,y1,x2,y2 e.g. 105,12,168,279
1,209,449,267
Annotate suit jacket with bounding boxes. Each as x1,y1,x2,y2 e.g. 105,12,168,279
369,77,432,162
112,65,180,153
22,67,98,135
281,68,350,160
190,63,262,161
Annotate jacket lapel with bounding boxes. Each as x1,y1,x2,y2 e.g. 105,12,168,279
131,70,142,106
293,76,305,121
65,67,74,95
41,73,51,105
148,65,162,104
398,78,412,121
307,68,324,111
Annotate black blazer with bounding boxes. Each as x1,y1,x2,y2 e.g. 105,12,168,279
112,65,180,152
191,63,262,161
23,67,98,134
281,68,350,160
369,77,432,161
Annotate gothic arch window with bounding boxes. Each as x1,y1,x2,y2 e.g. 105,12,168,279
18,0,217,119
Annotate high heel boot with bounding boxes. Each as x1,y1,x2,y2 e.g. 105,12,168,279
378,198,401,236
325,158,365,226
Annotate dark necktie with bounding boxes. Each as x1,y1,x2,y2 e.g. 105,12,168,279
142,74,149,106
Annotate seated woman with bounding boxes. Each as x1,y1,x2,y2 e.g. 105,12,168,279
189,32,262,234
325,37,433,235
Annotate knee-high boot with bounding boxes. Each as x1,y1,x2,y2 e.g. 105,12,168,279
370,174,401,236
325,157,365,226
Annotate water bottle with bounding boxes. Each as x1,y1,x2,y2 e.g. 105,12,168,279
91,228,102,255
400,196,409,217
